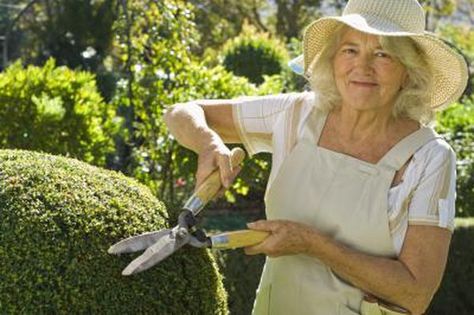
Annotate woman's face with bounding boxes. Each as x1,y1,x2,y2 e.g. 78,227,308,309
332,29,407,113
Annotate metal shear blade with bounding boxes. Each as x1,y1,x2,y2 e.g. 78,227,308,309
109,225,194,276
108,229,172,255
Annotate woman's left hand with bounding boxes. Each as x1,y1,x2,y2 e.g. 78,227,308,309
244,220,317,257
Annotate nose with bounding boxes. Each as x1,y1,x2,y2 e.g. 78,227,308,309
354,53,374,74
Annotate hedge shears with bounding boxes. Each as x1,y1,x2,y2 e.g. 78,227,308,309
108,148,269,275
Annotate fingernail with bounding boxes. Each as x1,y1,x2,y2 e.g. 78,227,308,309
247,222,255,228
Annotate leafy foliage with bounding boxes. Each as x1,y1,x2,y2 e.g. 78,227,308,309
16,0,117,72
186,0,270,55
439,24,474,94
0,59,118,166
0,149,227,313
110,0,282,208
435,24,474,216
436,97,474,216
221,22,289,84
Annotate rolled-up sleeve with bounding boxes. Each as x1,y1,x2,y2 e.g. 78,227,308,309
408,139,457,232
232,93,310,156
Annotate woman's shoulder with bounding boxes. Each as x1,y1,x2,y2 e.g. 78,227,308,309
238,91,314,103
276,90,315,109
411,134,456,173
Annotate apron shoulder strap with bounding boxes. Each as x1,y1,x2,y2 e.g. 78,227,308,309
285,97,313,153
378,127,442,171
299,108,328,146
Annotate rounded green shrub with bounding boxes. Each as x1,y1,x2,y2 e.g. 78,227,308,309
221,22,289,85
0,149,227,313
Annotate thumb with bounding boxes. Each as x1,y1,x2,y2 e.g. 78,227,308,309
247,220,273,231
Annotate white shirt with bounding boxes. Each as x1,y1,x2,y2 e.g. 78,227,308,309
230,91,456,255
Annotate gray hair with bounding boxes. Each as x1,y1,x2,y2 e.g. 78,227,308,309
308,25,434,124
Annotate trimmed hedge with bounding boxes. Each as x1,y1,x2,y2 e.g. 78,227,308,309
0,149,227,313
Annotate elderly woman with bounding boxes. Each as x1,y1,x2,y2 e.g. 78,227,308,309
164,0,468,314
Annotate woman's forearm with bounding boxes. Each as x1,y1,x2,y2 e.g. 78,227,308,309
306,233,419,312
247,220,450,315
164,102,222,153
305,227,448,315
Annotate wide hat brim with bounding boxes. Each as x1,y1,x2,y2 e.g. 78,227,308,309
299,15,469,109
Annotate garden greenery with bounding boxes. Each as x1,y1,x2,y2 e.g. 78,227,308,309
0,149,227,313
0,0,471,311
221,21,289,85
0,59,118,166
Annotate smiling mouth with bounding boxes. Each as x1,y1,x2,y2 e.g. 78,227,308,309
350,81,378,88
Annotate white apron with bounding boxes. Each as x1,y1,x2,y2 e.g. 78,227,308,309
252,109,437,315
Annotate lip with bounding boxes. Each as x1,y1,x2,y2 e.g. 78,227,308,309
350,80,378,88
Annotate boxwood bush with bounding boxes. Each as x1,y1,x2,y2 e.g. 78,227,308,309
0,149,227,313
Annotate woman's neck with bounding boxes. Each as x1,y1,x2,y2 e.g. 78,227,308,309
332,105,395,144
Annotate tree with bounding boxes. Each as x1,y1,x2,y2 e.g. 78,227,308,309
274,0,322,40
13,0,118,72
187,0,270,55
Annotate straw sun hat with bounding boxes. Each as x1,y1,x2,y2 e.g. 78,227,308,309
289,0,469,109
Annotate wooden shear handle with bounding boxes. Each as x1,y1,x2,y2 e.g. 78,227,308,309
183,147,245,215
210,230,270,249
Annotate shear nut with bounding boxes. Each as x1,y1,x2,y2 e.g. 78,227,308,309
176,227,188,239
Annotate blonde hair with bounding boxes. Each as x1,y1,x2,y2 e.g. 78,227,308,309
308,25,434,124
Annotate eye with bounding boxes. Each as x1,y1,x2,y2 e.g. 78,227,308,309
374,50,392,59
341,48,357,55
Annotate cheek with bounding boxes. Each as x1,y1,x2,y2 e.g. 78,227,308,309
379,67,406,88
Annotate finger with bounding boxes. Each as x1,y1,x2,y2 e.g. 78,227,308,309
213,165,242,199
229,165,242,183
244,247,259,255
217,153,233,188
195,171,212,190
215,187,226,199
244,234,275,256
247,220,275,232
195,157,218,189
244,244,264,256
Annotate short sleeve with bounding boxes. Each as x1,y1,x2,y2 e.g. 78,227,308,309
407,139,457,232
232,92,313,156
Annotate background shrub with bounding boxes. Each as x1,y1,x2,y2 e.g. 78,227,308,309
428,218,474,314
0,60,118,167
221,22,289,85
436,97,474,216
0,149,227,313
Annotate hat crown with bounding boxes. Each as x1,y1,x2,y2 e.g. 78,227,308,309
343,0,426,33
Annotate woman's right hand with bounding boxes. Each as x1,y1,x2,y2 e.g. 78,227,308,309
195,138,242,192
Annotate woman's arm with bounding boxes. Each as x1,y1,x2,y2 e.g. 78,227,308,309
164,100,240,151
245,221,450,315
164,93,309,187
164,101,241,188
246,136,456,314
